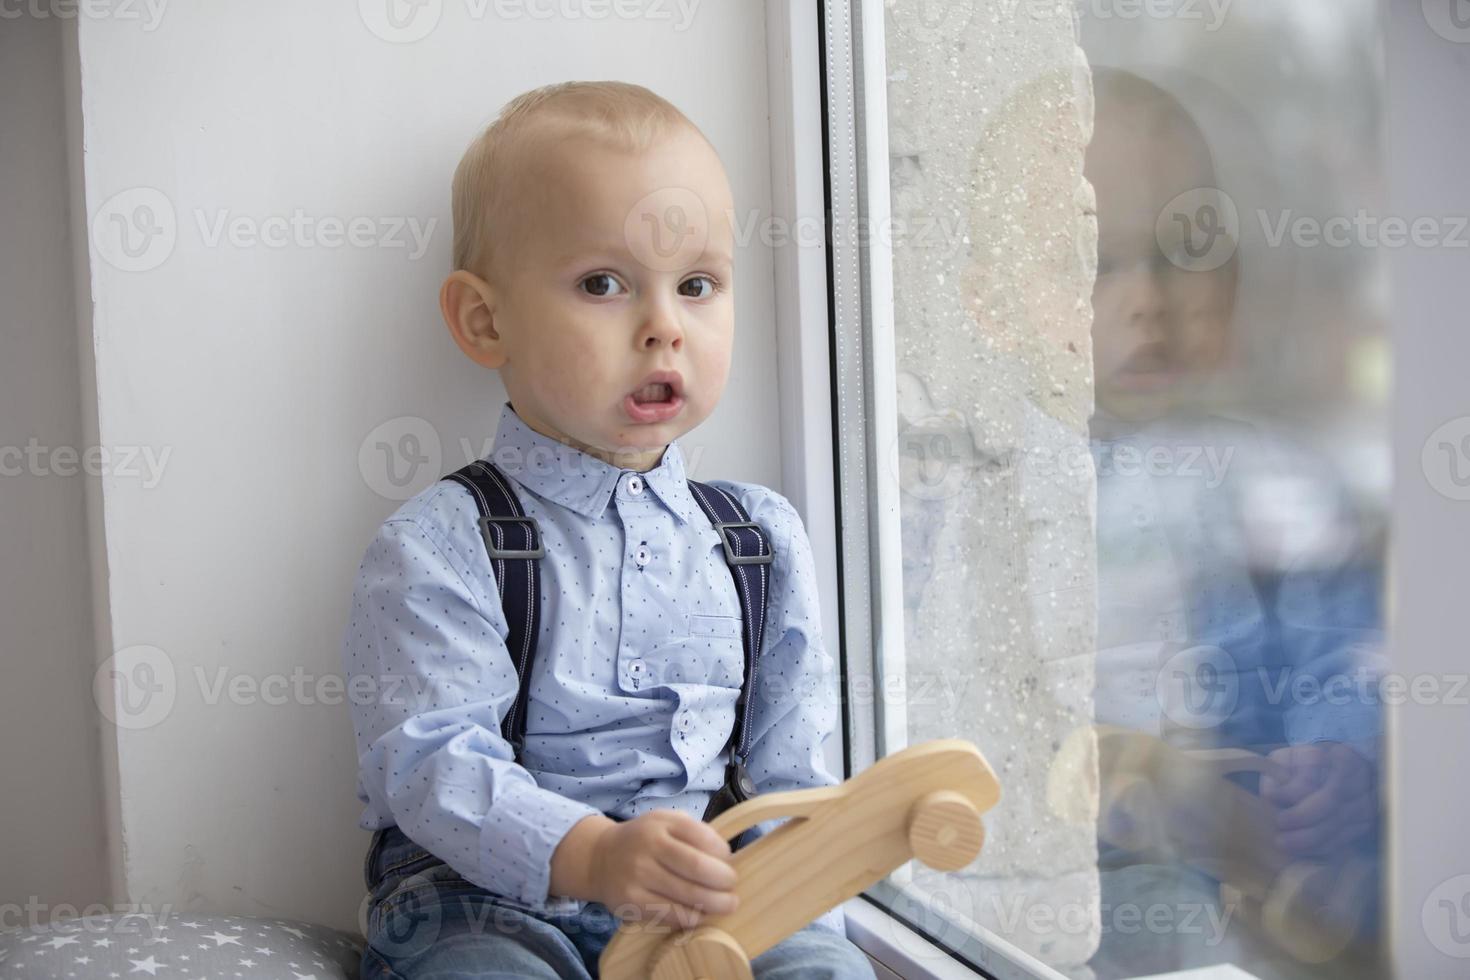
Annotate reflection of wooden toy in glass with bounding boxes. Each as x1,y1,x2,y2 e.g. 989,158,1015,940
1082,725,1373,965
598,739,1002,980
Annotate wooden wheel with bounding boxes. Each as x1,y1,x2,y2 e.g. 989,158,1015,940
1261,859,1372,964
649,926,753,980
907,789,985,871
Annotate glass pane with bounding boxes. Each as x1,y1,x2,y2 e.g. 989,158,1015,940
864,2,1388,977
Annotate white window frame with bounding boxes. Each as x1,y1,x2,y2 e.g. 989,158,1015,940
764,2,1066,977
1382,3,1470,977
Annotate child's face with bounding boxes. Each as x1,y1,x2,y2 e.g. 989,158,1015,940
1086,106,1235,425
488,128,736,470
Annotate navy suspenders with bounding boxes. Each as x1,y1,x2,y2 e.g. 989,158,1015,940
441,459,774,844
685,480,773,828
443,460,547,760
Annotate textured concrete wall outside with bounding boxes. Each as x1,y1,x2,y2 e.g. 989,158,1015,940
885,2,1100,972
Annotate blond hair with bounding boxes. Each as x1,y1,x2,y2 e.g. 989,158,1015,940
451,80,703,282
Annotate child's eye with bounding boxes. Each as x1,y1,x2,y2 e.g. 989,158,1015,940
579,273,626,298
677,275,720,299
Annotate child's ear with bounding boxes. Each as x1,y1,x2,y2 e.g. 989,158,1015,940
440,270,508,369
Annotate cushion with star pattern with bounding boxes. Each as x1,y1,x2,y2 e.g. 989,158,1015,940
0,913,363,979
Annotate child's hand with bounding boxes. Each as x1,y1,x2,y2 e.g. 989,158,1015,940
589,810,739,930
1260,741,1377,857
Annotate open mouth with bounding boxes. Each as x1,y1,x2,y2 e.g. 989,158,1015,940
624,373,685,423
631,382,675,405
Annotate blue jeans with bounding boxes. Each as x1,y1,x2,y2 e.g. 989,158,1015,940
360,824,876,979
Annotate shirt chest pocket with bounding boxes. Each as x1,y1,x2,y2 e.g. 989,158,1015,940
636,613,745,692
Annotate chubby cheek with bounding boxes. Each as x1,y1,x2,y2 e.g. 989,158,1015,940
525,339,612,418
691,343,733,417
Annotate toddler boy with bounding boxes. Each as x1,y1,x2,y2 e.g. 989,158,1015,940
342,80,874,979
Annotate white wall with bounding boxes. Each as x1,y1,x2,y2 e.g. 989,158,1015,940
0,13,110,921
68,1,784,933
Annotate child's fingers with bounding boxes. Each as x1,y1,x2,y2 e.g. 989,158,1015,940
1261,747,1326,807
665,813,735,861
624,886,707,932
1275,765,1349,832
1261,770,1313,807
643,862,740,917
657,829,738,891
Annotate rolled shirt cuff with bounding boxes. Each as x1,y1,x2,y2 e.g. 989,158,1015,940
478,777,603,911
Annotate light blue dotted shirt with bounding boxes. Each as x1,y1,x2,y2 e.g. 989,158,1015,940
341,402,845,932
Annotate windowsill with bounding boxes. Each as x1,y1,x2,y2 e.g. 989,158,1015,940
843,896,989,980
844,898,1272,980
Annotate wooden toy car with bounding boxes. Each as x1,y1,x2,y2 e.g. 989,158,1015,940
598,738,1001,980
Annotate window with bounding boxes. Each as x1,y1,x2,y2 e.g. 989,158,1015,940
818,2,1389,977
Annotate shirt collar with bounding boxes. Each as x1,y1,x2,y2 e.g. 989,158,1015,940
485,401,701,526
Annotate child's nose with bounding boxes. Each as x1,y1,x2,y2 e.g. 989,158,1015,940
638,307,684,350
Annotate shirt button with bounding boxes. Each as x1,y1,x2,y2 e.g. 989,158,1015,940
676,712,692,733
627,475,644,495
634,545,652,567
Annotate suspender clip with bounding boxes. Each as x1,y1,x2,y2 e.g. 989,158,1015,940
477,515,546,560
701,757,758,824
714,521,774,565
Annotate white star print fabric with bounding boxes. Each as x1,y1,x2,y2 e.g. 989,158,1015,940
0,913,363,979
341,402,846,934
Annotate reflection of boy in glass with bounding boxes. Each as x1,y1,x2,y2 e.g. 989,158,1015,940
1085,66,1382,937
